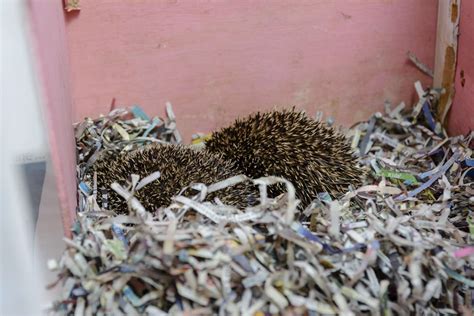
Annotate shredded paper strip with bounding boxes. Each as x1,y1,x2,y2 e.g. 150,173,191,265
48,86,473,315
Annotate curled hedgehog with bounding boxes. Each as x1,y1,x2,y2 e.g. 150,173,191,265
204,109,365,208
91,143,258,213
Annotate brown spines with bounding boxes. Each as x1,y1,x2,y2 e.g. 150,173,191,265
91,144,258,213
204,109,365,208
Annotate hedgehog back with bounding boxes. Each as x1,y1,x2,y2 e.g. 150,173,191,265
204,110,364,207
91,144,257,213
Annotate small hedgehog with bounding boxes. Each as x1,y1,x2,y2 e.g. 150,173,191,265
91,143,258,213
204,109,365,208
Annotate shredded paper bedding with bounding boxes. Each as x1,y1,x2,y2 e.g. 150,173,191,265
47,82,473,315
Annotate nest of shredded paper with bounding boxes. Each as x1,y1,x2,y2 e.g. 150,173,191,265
48,84,473,315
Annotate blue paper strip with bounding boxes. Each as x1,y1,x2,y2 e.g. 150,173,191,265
142,117,162,137
293,223,340,254
443,265,474,287
112,224,129,247
79,181,92,195
466,158,474,167
359,116,376,155
119,265,136,273
318,192,332,203
71,220,81,235
396,151,461,201
131,105,150,121
123,286,141,306
422,100,436,131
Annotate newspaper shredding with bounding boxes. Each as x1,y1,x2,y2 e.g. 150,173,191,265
47,83,473,315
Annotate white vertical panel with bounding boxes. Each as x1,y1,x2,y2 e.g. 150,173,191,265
1,0,49,314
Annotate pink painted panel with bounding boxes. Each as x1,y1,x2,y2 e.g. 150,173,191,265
449,0,474,136
29,0,442,236
65,1,438,142
27,0,76,237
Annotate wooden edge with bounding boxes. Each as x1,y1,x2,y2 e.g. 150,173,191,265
433,0,461,125
27,0,78,238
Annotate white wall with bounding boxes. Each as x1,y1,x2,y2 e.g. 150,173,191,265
1,0,49,314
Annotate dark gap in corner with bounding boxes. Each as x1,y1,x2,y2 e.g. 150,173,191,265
20,160,47,235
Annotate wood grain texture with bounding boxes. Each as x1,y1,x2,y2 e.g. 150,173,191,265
28,0,76,237
449,0,474,136
433,0,460,123
65,0,438,142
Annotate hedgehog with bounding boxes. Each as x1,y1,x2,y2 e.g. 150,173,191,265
204,108,365,208
90,143,258,213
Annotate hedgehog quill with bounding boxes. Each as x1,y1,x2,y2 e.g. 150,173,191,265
91,143,258,213
204,109,366,208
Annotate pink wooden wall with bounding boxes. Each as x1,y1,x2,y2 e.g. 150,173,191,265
30,0,444,235
65,1,438,141
28,0,76,237
449,0,474,136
